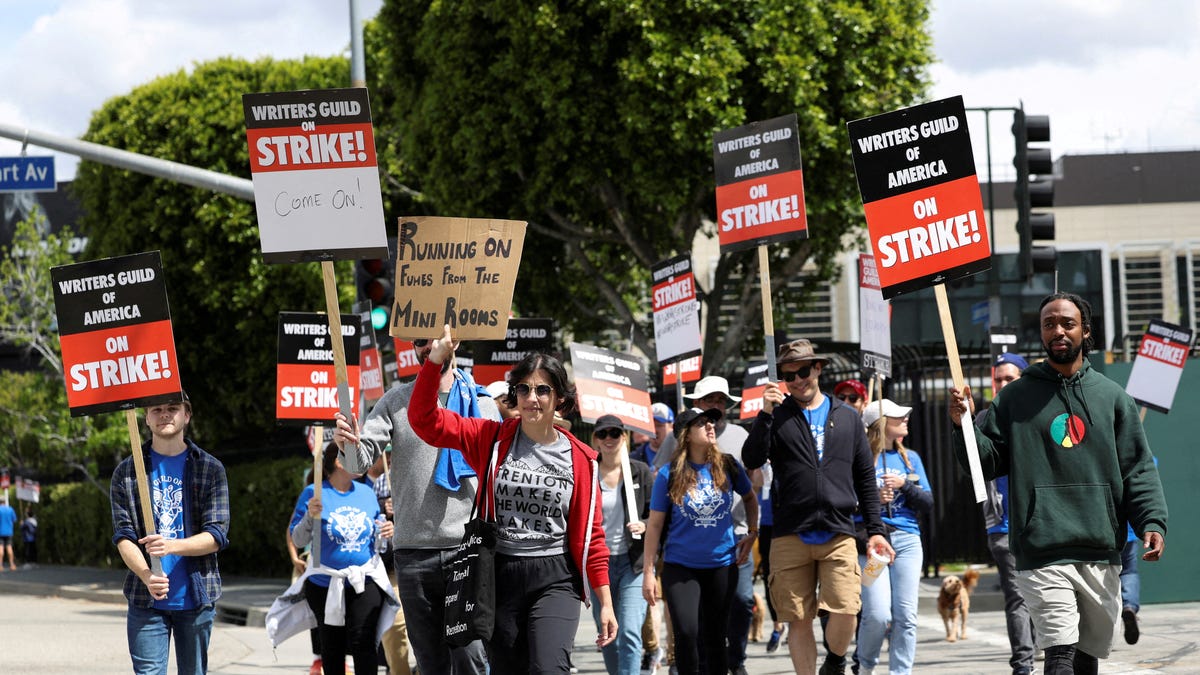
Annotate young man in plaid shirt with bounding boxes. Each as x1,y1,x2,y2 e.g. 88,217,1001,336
110,391,230,674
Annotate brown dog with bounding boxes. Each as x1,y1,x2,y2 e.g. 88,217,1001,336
749,592,769,642
938,568,980,642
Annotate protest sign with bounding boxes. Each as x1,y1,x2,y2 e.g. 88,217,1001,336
471,318,554,386
51,251,183,416
277,312,361,425
858,253,892,377
357,309,386,404
390,341,422,379
569,342,654,436
651,254,702,368
1126,319,1193,414
740,361,770,420
988,327,1018,363
390,216,526,340
16,477,40,503
243,88,388,264
848,96,990,299
662,356,702,387
713,114,807,253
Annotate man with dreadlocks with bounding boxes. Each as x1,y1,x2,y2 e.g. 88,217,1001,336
948,292,1167,675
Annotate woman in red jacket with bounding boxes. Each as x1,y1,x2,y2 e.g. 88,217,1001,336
407,325,617,674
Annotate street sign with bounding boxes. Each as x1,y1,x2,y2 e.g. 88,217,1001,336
0,156,56,192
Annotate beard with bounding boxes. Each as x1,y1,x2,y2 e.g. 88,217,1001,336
1044,339,1082,365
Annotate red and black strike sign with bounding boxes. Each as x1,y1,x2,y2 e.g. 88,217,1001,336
713,113,807,253
1125,319,1194,414
277,312,361,425
471,318,554,387
848,96,990,299
569,342,654,437
51,251,182,417
739,361,770,420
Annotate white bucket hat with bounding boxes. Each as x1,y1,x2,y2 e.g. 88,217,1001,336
684,375,741,403
862,398,912,427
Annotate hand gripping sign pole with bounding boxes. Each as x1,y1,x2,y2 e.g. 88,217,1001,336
934,285,985,501
124,411,163,577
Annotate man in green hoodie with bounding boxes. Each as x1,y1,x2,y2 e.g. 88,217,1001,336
948,292,1166,675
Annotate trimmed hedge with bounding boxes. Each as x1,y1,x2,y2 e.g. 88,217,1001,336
33,456,312,579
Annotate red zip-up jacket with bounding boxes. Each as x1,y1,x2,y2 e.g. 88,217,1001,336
407,359,610,602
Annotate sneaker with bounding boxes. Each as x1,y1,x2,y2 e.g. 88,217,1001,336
1122,606,1140,644
767,628,782,653
308,658,322,675
648,646,665,674
819,655,847,675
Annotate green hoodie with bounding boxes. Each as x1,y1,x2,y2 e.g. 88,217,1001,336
954,358,1166,570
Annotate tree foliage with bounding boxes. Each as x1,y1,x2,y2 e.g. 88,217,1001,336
369,0,933,372
74,56,355,449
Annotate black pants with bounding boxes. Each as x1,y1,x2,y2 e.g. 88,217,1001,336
759,524,778,623
304,578,385,675
491,553,583,675
662,562,737,675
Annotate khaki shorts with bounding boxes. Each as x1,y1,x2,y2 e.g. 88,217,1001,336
767,533,861,621
1016,563,1120,658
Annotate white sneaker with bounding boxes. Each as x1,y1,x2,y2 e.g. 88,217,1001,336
649,646,666,674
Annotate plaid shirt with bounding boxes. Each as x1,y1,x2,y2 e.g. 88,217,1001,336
110,438,230,608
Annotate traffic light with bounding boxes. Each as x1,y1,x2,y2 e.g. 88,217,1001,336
1013,107,1056,279
356,238,396,349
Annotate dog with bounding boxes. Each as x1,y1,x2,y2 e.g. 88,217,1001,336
748,592,769,642
938,568,980,642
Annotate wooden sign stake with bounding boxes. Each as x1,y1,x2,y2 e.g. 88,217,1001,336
619,446,642,540
758,246,778,382
934,284,985,502
125,410,163,577
314,259,355,567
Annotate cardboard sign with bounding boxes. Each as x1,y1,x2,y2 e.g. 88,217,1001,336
277,312,361,424
1126,319,1193,413
662,355,702,387
713,113,807,253
740,361,769,420
569,342,654,436
848,96,990,298
243,88,388,263
651,255,703,365
472,317,554,386
51,251,183,416
389,216,527,340
858,253,892,377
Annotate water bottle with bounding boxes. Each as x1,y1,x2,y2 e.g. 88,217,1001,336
375,514,389,555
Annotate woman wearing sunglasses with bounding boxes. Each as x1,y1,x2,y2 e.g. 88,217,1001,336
588,414,654,675
641,407,759,675
407,325,617,674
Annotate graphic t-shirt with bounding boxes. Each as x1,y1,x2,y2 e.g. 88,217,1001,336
494,430,574,556
150,450,194,610
289,481,382,588
650,458,753,569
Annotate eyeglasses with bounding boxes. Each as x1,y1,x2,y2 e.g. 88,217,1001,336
593,428,624,440
411,339,430,348
512,383,555,399
838,394,861,403
780,365,813,382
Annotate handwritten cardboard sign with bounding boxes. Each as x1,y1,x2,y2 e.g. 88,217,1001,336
51,251,183,416
1126,319,1193,413
713,113,807,253
471,317,554,386
739,361,769,420
243,87,388,264
651,254,703,365
389,216,527,340
277,311,361,425
569,342,654,437
858,253,892,377
848,96,990,298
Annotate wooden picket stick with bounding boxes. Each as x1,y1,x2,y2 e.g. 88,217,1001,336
934,284,986,502
314,260,355,567
1139,406,1148,423
619,443,642,540
125,410,163,577
758,246,778,382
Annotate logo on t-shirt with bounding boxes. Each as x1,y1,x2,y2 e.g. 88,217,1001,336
326,506,371,553
684,476,729,528
152,478,184,537
1049,413,1086,448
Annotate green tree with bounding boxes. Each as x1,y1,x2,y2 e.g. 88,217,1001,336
368,0,932,371
74,56,356,449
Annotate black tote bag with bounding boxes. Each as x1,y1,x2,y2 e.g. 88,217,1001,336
443,436,500,646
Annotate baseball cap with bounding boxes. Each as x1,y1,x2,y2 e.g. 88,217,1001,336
862,398,912,427
834,379,867,399
593,414,624,433
673,407,723,437
994,352,1029,370
651,402,675,424
485,380,509,399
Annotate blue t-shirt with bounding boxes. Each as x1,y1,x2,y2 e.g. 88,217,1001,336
0,504,16,537
798,398,833,544
290,481,382,588
987,475,1010,536
150,450,195,610
651,457,753,569
876,448,931,535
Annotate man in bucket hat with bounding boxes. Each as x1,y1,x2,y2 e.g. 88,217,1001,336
744,339,893,675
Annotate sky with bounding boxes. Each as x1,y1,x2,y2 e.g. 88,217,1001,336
1,0,1197,183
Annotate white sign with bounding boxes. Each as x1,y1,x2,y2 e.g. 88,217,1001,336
1126,319,1193,414
651,254,702,365
858,253,892,376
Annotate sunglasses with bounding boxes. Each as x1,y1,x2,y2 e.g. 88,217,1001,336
838,394,861,403
411,339,430,348
512,383,555,399
780,365,813,382
593,428,624,440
